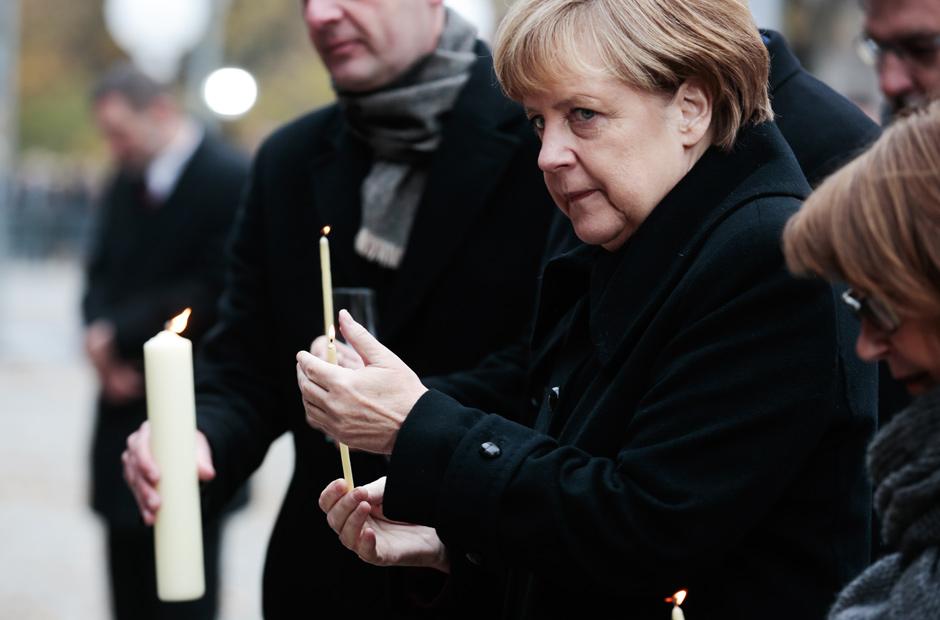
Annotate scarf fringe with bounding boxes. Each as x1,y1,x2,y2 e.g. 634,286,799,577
355,228,405,269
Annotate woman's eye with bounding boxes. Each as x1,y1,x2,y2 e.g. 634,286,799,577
530,116,545,131
573,108,597,121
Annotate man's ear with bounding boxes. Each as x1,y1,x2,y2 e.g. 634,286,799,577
673,78,712,148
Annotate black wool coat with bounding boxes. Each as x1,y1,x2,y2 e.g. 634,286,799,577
385,122,876,619
83,134,248,526
193,46,556,617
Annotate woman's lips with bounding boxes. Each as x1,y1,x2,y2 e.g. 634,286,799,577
565,189,596,203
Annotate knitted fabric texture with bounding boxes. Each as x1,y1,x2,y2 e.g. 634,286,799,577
830,387,940,619
337,8,477,268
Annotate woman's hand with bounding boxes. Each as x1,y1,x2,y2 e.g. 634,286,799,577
319,477,450,573
297,310,427,454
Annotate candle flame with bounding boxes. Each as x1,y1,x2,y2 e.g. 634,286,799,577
327,323,336,342
166,308,192,335
665,590,688,606
321,225,331,236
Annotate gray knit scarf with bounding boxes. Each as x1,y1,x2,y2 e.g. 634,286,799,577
337,8,477,269
830,387,940,620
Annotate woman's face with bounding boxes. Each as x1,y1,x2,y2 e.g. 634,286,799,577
523,73,709,251
856,315,940,395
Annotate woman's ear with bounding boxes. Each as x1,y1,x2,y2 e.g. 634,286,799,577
673,78,712,148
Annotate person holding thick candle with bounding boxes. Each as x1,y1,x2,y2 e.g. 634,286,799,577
783,102,940,620
83,63,247,619
120,0,558,617
300,0,876,617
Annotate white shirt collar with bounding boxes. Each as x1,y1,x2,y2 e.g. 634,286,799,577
145,120,203,203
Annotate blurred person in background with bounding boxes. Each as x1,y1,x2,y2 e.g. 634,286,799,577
784,101,940,620
121,0,556,617
83,63,248,619
861,0,940,119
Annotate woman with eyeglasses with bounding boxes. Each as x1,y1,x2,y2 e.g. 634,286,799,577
784,101,940,619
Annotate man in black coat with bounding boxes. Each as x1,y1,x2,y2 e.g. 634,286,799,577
83,64,248,619
121,2,556,618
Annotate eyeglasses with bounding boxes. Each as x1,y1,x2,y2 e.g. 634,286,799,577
856,33,940,69
841,288,900,334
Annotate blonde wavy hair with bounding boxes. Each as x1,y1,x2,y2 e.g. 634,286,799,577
492,0,772,151
783,102,940,321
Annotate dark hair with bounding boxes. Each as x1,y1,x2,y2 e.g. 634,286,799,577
91,63,169,110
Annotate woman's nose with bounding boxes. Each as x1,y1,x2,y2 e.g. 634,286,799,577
537,127,576,172
855,319,890,362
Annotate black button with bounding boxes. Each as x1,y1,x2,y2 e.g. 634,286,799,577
465,551,483,566
547,386,560,411
479,441,501,459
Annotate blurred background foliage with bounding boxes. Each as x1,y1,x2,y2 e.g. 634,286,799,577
18,0,333,160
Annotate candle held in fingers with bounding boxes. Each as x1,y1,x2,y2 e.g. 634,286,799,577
143,308,205,601
326,325,355,489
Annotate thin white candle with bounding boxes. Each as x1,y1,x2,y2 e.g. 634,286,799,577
327,324,355,489
320,227,334,337
670,590,687,620
143,308,205,601
320,227,355,489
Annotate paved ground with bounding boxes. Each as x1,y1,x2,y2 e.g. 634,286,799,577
0,259,294,619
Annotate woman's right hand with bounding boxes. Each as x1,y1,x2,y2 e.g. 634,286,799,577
319,476,450,573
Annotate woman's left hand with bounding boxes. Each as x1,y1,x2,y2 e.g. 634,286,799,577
319,477,450,573
297,309,428,454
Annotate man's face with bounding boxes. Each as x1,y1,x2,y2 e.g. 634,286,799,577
302,0,442,92
93,94,165,171
865,0,940,114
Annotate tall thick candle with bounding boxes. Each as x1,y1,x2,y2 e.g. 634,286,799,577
143,308,205,601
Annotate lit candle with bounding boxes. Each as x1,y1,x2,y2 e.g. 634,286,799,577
666,590,687,620
319,226,355,489
320,226,334,337
143,308,205,601
327,324,355,490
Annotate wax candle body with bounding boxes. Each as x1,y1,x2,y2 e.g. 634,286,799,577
320,235,334,335
672,605,686,620
143,330,205,601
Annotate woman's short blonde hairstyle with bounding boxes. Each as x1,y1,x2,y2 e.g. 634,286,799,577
493,0,772,151
783,101,940,321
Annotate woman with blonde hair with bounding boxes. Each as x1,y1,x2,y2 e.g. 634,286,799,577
299,0,875,617
784,102,940,619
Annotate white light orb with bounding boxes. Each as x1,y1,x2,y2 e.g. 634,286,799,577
104,0,213,81
203,67,258,119
445,0,496,41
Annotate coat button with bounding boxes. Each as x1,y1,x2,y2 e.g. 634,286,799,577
479,441,501,459
465,551,483,566
548,386,560,411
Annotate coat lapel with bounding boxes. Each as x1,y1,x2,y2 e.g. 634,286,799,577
307,110,371,285
380,48,527,341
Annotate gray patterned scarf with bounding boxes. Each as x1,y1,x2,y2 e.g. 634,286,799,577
829,387,940,619
337,8,477,268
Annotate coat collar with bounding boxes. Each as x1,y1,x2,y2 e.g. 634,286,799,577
533,122,809,372
306,42,527,340
763,29,802,94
